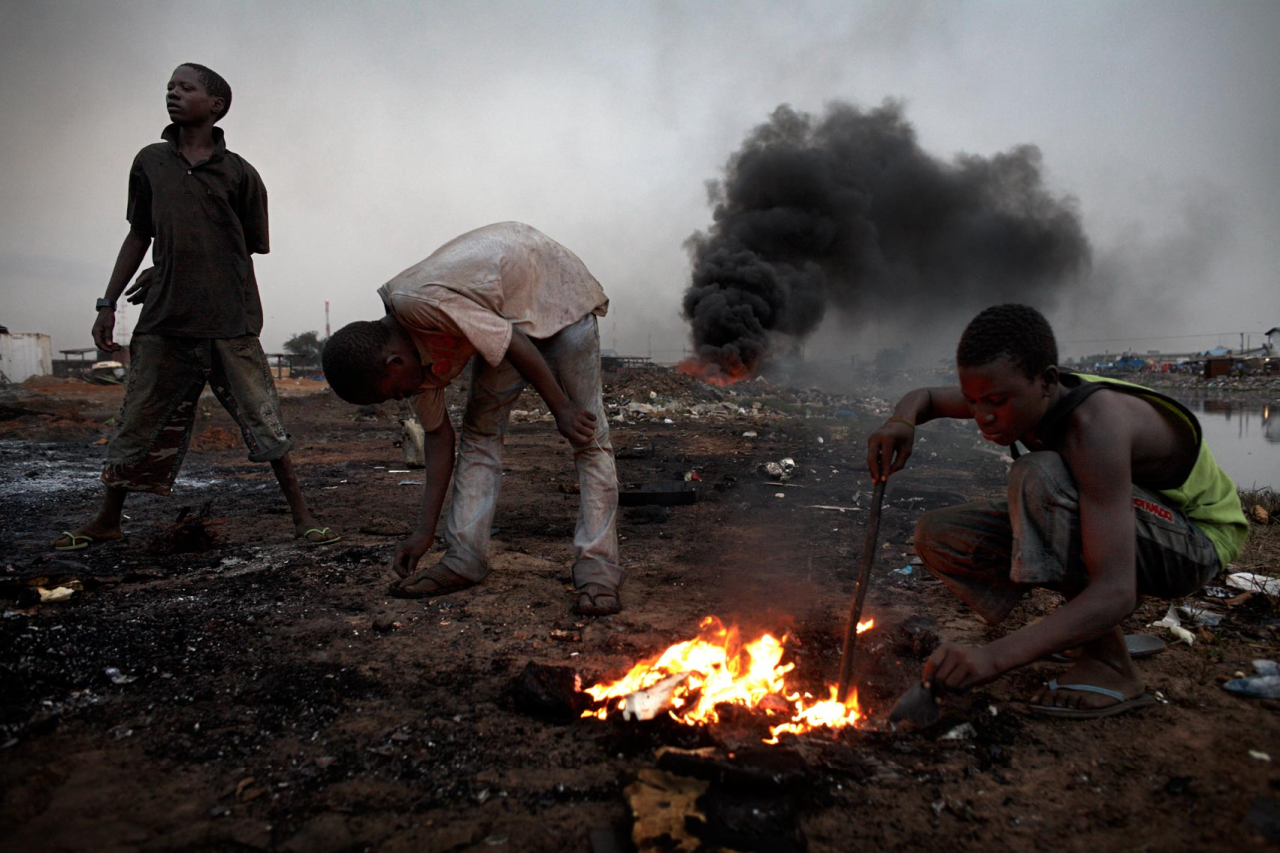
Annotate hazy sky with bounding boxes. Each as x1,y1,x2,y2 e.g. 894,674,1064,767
2,0,1277,364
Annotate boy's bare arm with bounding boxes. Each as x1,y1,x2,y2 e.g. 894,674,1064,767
92,231,152,352
925,404,1141,690
867,386,971,481
392,411,456,578
504,325,596,445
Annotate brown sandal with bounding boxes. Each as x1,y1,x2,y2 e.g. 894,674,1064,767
388,564,477,599
573,583,621,616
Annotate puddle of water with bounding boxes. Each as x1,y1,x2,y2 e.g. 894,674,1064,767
1174,397,1280,490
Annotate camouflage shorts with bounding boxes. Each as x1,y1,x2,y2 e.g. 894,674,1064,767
103,334,292,495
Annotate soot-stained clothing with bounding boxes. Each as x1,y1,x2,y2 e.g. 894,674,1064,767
377,222,610,430
914,372,1246,625
127,124,269,338
103,124,291,492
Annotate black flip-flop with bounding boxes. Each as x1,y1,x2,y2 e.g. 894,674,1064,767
1045,633,1166,664
388,564,477,599
573,583,621,616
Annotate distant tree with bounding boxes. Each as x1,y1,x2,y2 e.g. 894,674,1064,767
283,331,325,369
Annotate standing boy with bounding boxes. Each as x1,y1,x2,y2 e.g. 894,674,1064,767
867,304,1247,718
321,222,623,615
52,64,338,551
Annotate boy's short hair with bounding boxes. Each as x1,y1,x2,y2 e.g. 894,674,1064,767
180,63,232,122
957,304,1059,379
322,321,393,404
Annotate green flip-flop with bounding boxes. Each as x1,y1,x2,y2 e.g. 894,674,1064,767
301,527,342,546
53,531,94,551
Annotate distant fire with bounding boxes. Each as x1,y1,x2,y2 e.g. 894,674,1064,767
582,616,874,743
677,358,753,387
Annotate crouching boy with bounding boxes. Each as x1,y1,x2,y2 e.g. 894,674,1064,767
867,304,1247,718
322,222,624,615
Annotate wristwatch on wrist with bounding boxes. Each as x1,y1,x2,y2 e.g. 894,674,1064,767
96,298,117,311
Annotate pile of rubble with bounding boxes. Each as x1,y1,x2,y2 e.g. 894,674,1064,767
600,369,884,426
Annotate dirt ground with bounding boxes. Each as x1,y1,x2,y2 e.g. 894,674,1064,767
2,370,1278,852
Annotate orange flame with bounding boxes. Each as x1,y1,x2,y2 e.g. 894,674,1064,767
677,358,754,387
582,615,874,743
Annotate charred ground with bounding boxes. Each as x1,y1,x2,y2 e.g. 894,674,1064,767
1,371,1278,852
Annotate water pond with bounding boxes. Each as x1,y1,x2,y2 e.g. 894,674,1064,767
1174,396,1280,491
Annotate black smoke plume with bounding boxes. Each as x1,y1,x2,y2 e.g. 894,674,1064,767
682,100,1090,380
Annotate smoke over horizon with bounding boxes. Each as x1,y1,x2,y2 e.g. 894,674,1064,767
682,100,1092,380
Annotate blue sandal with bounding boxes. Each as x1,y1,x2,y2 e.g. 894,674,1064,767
1028,679,1156,719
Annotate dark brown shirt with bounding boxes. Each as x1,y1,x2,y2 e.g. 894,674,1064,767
127,125,269,337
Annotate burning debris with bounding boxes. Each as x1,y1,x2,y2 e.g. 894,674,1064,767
582,616,874,743
681,99,1090,381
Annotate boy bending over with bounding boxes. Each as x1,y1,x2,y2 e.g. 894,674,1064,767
867,304,1247,718
322,222,623,616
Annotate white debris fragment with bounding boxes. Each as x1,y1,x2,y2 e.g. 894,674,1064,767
1226,572,1280,596
37,587,75,603
1149,604,1181,630
104,667,136,685
940,723,976,741
1168,625,1196,646
623,672,691,721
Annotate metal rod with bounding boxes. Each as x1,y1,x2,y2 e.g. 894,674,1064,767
836,479,886,704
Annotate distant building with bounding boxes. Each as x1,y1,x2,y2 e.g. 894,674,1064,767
600,349,655,373
0,330,53,383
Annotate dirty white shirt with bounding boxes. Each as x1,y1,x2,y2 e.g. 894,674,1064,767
377,222,609,430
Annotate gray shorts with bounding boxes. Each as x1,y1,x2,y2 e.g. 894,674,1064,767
914,451,1221,624
103,334,292,495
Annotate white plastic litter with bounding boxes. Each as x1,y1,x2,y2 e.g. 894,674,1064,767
1226,572,1280,596
1150,605,1198,643
1149,604,1181,629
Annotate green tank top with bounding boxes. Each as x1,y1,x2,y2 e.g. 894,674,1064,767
1058,373,1248,567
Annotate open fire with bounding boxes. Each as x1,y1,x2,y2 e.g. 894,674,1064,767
582,616,874,743
676,357,753,387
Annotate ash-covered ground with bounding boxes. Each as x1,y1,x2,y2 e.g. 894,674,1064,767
2,370,1278,852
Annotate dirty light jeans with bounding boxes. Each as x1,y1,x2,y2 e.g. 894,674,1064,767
913,451,1220,625
437,315,624,591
